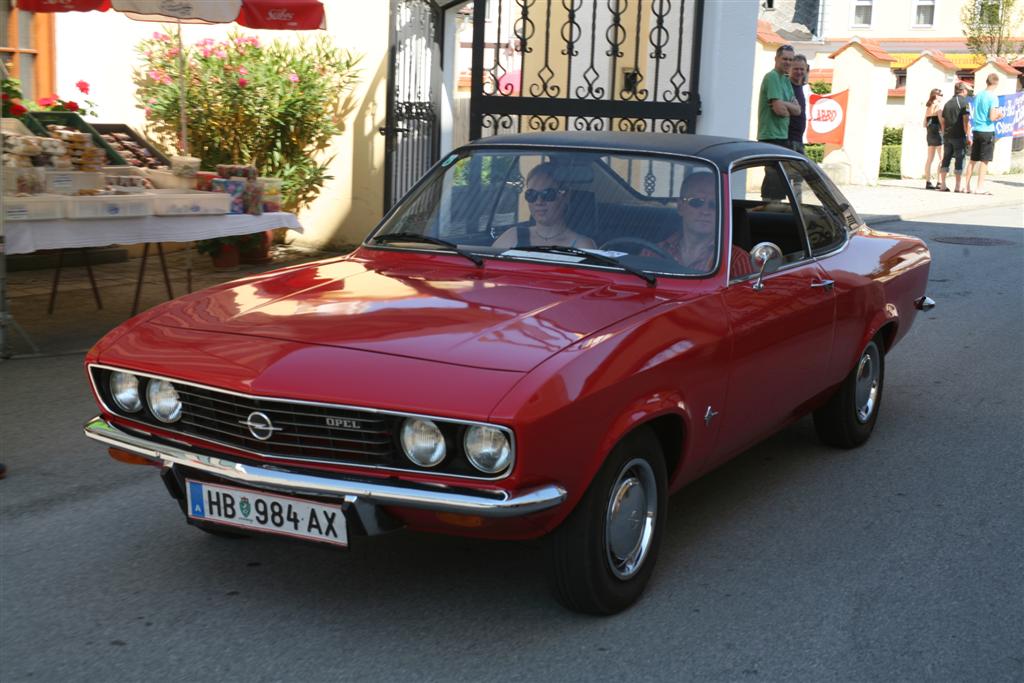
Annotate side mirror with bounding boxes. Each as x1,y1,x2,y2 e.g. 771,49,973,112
750,241,782,291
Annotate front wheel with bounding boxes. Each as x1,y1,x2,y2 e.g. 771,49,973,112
546,428,667,615
813,338,885,448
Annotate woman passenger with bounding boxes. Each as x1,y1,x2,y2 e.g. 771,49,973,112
493,163,596,250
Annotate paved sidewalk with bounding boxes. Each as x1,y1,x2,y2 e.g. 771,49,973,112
836,173,1023,226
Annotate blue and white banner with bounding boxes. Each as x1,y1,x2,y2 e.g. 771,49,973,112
995,92,1024,139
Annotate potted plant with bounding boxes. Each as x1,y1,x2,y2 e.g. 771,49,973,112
196,236,240,270
238,230,273,264
134,31,361,214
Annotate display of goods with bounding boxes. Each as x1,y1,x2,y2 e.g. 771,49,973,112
259,176,282,212
171,155,201,177
211,177,246,214
195,171,217,192
31,111,126,165
64,193,152,219
4,194,65,221
94,124,171,170
45,170,105,195
3,131,72,171
215,164,257,180
3,167,45,194
148,189,230,216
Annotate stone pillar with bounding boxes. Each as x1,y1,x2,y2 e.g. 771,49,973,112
972,61,1021,174
901,52,958,179
699,1,759,138
825,38,895,185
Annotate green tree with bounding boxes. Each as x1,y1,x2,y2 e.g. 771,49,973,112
962,0,1024,62
135,30,361,212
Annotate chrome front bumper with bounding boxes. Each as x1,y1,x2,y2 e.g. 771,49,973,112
84,416,566,518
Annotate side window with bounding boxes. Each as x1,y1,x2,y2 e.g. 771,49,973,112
729,161,810,273
781,160,848,256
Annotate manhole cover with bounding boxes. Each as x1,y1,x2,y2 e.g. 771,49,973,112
932,236,1016,246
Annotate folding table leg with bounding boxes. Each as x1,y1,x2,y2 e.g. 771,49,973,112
131,243,151,317
48,249,65,315
81,248,103,310
156,243,174,300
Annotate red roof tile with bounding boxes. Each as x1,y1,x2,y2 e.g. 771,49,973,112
887,88,906,97
808,68,833,83
980,58,1022,76
756,19,786,47
905,49,958,72
829,38,895,63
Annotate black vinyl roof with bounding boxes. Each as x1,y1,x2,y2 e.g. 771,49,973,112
465,131,804,168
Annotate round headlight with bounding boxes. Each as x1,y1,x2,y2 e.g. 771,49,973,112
109,372,142,413
146,379,182,423
464,426,512,474
400,418,446,467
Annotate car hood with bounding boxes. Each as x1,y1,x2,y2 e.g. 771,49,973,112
149,257,670,372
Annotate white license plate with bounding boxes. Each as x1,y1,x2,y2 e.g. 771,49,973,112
186,480,347,547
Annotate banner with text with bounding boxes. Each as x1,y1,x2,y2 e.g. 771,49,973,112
807,91,849,146
995,92,1024,139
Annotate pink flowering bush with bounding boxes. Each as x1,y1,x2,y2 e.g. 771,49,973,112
134,30,361,211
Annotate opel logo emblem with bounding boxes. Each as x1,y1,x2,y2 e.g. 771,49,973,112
240,411,281,441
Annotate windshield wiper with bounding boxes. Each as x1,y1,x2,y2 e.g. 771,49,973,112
372,232,483,267
506,245,656,286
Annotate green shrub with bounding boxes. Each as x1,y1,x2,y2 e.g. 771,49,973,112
882,126,903,146
880,144,901,176
134,30,361,212
805,143,824,162
809,81,831,95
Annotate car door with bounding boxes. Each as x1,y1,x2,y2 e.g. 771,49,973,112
711,159,837,466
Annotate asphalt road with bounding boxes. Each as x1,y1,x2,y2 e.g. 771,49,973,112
1,204,1021,682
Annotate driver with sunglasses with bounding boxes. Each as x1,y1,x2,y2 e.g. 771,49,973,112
493,163,596,250
652,173,755,277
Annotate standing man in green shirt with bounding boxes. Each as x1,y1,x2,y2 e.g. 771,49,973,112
757,44,801,198
758,44,801,145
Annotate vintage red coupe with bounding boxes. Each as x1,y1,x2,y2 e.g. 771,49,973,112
84,133,934,614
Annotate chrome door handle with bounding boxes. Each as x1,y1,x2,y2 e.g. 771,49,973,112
810,279,834,290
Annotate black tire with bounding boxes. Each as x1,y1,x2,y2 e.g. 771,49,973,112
813,338,885,448
546,428,667,615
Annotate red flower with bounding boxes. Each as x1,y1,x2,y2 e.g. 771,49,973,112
76,80,90,95
37,96,57,107
64,100,80,112
237,78,249,87
10,103,27,116
1,93,8,101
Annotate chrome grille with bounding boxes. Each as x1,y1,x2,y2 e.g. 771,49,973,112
176,385,400,465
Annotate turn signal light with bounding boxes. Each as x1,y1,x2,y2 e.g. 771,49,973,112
435,512,485,528
107,447,158,467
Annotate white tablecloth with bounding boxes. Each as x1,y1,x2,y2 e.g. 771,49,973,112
4,212,302,255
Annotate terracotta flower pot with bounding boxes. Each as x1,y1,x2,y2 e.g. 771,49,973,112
211,243,240,271
240,229,273,264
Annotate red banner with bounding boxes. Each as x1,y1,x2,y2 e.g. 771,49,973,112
16,0,109,11
807,91,849,145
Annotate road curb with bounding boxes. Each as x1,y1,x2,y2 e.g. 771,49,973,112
863,199,1023,226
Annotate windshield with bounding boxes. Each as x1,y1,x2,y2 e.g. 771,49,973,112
369,148,722,277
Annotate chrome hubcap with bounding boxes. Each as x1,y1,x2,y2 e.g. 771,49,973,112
605,458,657,580
855,343,881,423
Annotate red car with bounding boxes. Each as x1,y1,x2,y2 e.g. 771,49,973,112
84,133,934,614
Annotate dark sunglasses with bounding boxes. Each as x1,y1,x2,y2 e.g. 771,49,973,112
681,197,717,210
524,187,564,203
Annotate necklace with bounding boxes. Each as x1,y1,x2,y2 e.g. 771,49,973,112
535,225,568,240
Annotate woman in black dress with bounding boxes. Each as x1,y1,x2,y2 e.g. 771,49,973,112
924,88,943,189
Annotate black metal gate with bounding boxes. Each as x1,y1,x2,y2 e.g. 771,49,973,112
382,0,443,209
469,0,704,139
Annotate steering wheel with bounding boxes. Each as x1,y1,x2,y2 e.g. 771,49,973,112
600,236,676,261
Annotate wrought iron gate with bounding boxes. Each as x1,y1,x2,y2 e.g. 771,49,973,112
383,0,443,209
469,0,704,139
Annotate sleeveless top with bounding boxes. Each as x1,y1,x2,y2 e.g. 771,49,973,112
926,115,940,129
515,225,532,247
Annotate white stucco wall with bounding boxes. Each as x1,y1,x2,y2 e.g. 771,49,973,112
901,56,957,179
698,0,759,139
54,2,390,249
820,0,994,39
828,44,892,184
